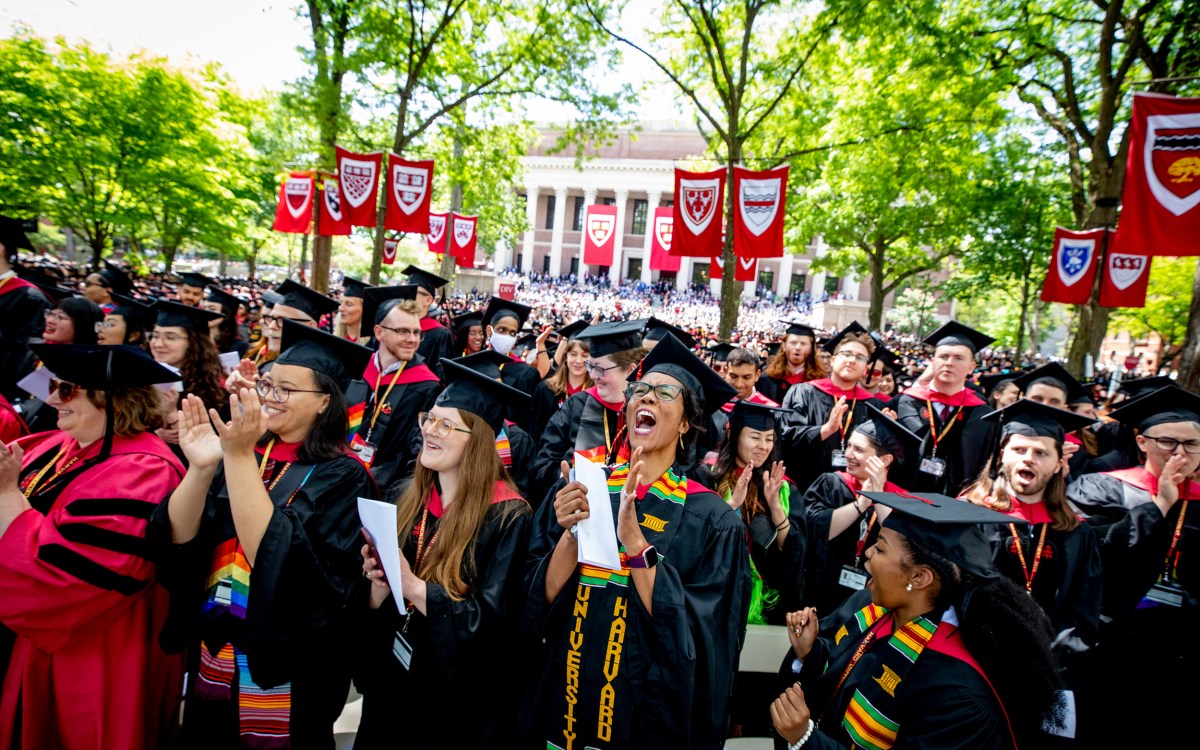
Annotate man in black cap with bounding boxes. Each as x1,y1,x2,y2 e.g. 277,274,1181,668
759,321,821,403
82,261,133,314
176,271,213,307
0,216,50,400
226,280,336,391
894,320,997,496
401,264,455,372
1065,385,1200,744
707,341,736,377
710,346,778,436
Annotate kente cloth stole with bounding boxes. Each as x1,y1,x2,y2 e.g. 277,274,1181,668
835,604,942,750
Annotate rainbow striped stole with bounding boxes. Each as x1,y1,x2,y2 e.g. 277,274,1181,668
346,400,365,441
495,427,512,467
202,537,250,620
196,642,291,748
840,606,939,750
607,464,687,506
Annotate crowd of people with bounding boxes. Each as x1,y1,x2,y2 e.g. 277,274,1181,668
0,213,1196,749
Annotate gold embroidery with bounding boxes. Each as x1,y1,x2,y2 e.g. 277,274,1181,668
874,664,902,697
835,624,849,645
640,514,668,533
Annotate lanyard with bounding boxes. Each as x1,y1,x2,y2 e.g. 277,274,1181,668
925,392,965,457
820,613,889,722
258,438,294,491
838,396,858,448
367,361,406,440
1164,499,1191,583
854,508,877,566
1009,522,1049,593
21,445,81,499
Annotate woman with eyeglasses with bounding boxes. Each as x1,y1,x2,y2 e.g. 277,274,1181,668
354,360,533,747
226,281,339,394
95,295,153,350
41,296,103,345
151,322,377,749
204,288,248,358
531,319,646,506
0,344,187,750
523,333,751,750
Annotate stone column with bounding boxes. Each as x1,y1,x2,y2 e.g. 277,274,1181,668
676,257,691,291
549,186,568,277
577,188,597,284
609,188,629,284
520,184,538,273
640,191,661,284
776,252,794,297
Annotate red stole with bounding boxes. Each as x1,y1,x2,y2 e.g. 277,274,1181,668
0,275,36,298
419,316,444,332
361,356,440,387
902,382,987,408
428,480,526,517
809,378,875,402
1107,466,1200,501
1002,499,1055,525
781,370,807,386
835,471,905,495
720,389,780,414
584,385,624,412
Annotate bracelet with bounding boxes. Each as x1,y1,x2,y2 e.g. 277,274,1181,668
787,719,817,749
537,349,548,356
776,519,790,532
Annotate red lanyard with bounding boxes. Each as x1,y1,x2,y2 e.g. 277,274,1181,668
1010,523,1049,592
925,392,966,455
1164,500,1191,582
854,508,876,565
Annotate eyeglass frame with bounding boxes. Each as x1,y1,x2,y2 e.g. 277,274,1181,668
262,313,314,327
1141,434,1200,455
255,379,326,403
94,320,123,332
585,360,623,377
377,324,422,338
148,331,187,344
834,350,870,363
44,309,71,322
418,411,473,438
626,381,684,403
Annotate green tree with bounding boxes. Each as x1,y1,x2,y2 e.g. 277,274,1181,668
1110,257,1197,355
885,288,939,339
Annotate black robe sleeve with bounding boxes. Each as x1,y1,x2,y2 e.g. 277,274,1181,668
530,392,586,502
527,380,562,443
417,325,456,374
0,286,49,400
500,360,541,431
504,423,539,507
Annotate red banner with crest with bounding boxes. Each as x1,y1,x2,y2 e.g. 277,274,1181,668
426,212,448,255
672,167,725,257
648,207,680,272
1041,227,1104,304
382,237,398,265
582,204,618,265
709,254,758,282
272,173,313,234
450,213,478,267
383,155,434,234
1100,251,1152,308
733,165,788,257
335,147,382,227
1112,93,1200,257
316,177,351,236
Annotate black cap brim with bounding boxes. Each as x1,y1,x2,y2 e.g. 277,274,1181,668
482,297,533,330
854,401,922,461
635,332,737,419
362,285,419,329
579,319,647,358
1012,363,1090,405
923,320,995,354
644,317,697,350
1107,385,1200,431
401,264,449,294
153,300,223,331
436,358,529,434
274,319,372,391
28,344,180,390
275,280,338,321
821,321,872,354
983,399,1094,443
178,272,214,289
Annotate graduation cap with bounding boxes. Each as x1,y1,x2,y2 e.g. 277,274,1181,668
362,284,419,329
513,332,538,354
261,290,285,307
923,321,995,355
178,271,214,290
820,321,872,354
97,261,133,295
578,319,647,358
482,297,532,330
1012,363,1091,406
452,310,484,334
30,280,75,303
274,279,338,321
979,372,1020,396
274,319,372,392
1108,385,1200,432
0,214,36,255
868,343,901,373
554,319,590,340
708,342,737,363
206,287,243,313
766,340,783,358
983,399,1094,444
634,332,737,419
153,299,223,332
854,401,922,463
436,358,529,434
28,343,181,460
728,401,789,432
342,277,371,299
449,350,514,380
779,320,816,338
644,317,697,350
109,293,156,330
401,264,449,295
1116,375,1174,399
862,491,1020,579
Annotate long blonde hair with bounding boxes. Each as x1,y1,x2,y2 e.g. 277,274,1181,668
393,411,524,600
546,339,593,397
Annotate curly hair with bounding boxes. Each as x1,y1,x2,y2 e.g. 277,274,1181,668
765,333,826,382
84,385,166,436
177,328,227,412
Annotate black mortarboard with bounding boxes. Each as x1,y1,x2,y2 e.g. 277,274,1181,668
342,277,371,299
274,319,372,392
854,401,922,462
29,343,180,390
401,264,449,295
178,271,214,290
437,358,529,434
979,372,1020,396
97,262,133,295
0,215,36,255
1012,363,1090,406
362,284,419,329
923,321,995,355
153,299,223,331
578,319,647,358
644,317,697,350
261,290,285,307
868,343,901,372
206,287,243,313
708,342,737,363
450,350,514,381
766,341,783,358
452,310,484,333
555,319,590,340
822,321,873,354
634,332,737,419
110,293,155,330
728,401,788,432
1108,385,1200,432
1117,376,1174,399
864,491,1020,579
482,297,532,330
31,280,75,302
779,320,816,338
513,333,538,354
983,399,1094,444
275,279,338,321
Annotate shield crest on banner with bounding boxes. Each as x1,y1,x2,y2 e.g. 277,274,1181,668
680,178,720,234
739,257,755,272
392,165,429,216
1057,239,1094,286
285,178,312,219
382,238,398,264
453,217,474,247
428,214,446,244
738,177,782,237
324,182,344,221
654,216,673,251
340,158,377,208
1109,253,1148,290
1145,113,1200,216
587,214,615,247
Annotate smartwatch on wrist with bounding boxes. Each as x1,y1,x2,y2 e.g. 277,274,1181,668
626,545,659,569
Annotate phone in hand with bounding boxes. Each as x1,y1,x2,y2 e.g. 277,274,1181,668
360,527,384,578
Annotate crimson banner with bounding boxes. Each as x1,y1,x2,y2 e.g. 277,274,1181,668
426,212,448,255
335,147,382,227
582,204,618,266
272,173,313,234
672,167,725,257
1100,251,1152,308
383,155,434,234
734,255,758,282
1112,92,1200,257
648,207,680,272
451,213,477,268
1040,227,1104,304
709,254,724,279
733,165,788,258
382,237,398,265
317,179,351,237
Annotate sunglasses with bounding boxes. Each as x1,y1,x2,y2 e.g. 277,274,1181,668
48,378,81,402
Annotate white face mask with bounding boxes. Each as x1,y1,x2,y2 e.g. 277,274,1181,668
490,332,517,356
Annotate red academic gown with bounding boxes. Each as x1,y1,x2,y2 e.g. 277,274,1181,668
0,430,186,750
0,394,25,444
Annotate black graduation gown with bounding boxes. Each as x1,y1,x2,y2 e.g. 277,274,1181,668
780,380,875,494
1065,469,1200,744
521,465,751,750
894,388,994,496
502,420,539,504
0,278,48,401
531,390,622,506
151,449,379,749
742,479,807,622
774,603,1012,750
757,372,804,406
354,486,533,748
355,356,441,494
500,357,542,431
528,379,575,443
417,319,456,375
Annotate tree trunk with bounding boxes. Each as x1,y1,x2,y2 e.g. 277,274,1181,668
218,249,228,276
868,240,885,331
438,128,466,280
718,140,742,341
1178,258,1200,394
311,235,331,292
299,234,309,283
1066,190,1120,376
1015,268,1031,355
247,248,258,280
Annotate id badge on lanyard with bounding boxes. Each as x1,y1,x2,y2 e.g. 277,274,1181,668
350,434,377,468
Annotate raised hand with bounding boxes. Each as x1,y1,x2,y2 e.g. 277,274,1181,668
177,394,223,469
764,460,787,503
770,683,813,745
617,447,648,553
862,455,889,492
729,465,753,510
0,440,24,492
1153,453,1191,514
785,607,820,660
210,388,266,457
820,396,849,441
